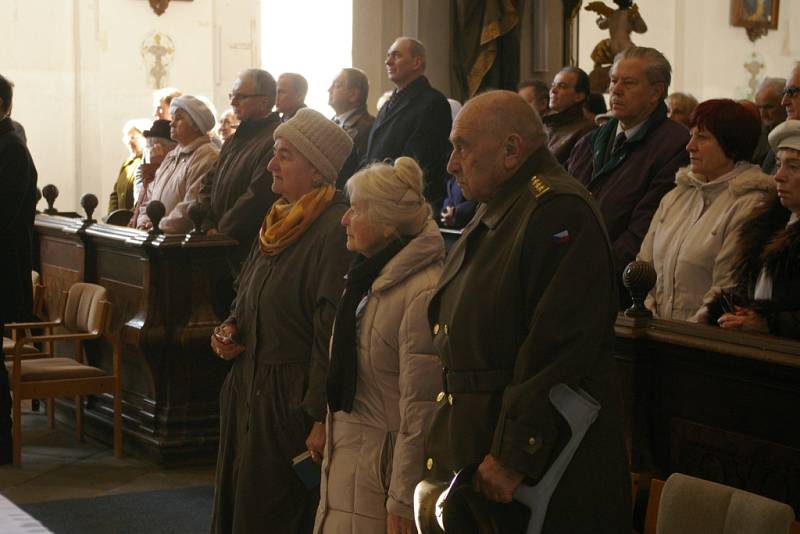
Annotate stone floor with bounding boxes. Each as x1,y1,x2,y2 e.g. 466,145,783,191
0,402,215,506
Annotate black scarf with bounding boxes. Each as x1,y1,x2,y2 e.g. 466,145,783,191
327,239,407,413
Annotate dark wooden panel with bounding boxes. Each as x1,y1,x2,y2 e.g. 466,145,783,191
615,315,800,515
670,418,800,512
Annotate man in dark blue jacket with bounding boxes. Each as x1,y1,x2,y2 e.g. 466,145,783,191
363,37,451,210
567,47,689,295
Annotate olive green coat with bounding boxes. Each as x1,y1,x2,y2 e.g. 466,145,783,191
424,147,631,533
211,192,353,534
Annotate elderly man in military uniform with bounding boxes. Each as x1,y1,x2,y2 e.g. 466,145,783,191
422,91,630,532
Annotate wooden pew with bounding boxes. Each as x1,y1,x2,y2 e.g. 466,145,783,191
33,207,238,465
616,314,800,518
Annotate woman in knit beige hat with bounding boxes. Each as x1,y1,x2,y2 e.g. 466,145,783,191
210,107,355,533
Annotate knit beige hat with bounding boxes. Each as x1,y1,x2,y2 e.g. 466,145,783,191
274,108,354,183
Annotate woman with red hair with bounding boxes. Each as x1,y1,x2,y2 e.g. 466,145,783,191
636,98,774,321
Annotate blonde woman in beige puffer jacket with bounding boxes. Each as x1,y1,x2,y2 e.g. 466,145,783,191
315,157,443,534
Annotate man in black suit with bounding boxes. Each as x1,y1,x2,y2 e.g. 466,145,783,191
363,37,451,209
329,68,375,188
0,74,38,464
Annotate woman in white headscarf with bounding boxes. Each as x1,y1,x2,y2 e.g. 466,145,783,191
133,95,218,233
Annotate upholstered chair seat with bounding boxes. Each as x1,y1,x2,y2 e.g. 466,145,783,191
645,473,797,534
6,282,122,465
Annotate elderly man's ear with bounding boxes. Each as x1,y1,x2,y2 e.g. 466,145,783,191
502,134,524,170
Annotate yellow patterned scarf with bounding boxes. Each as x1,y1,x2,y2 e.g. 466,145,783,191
259,185,335,256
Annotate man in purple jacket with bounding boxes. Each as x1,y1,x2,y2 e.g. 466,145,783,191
567,47,689,302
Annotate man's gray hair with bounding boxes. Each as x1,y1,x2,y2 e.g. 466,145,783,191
280,73,309,100
666,92,698,112
615,47,672,98
342,68,369,108
758,77,786,95
241,68,276,103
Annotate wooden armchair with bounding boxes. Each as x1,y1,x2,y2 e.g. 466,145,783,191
5,282,122,466
3,271,46,357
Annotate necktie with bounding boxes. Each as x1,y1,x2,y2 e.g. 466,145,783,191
613,132,627,152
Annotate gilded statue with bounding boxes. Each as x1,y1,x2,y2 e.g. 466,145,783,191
585,0,648,93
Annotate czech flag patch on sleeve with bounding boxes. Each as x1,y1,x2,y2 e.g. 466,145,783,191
552,230,571,244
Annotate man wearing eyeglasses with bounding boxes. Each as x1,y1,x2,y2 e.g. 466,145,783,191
763,65,800,174
199,69,280,293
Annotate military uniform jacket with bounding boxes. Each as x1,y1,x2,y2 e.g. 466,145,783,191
425,147,631,532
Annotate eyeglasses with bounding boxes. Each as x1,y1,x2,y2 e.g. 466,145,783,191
782,86,800,98
228,92,268,101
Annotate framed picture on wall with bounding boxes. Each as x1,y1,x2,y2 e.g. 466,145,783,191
730,0,779,41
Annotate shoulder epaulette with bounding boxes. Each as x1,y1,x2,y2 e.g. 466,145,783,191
528,175,552,199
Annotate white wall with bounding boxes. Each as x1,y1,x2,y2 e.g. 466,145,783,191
578,0,800,101
2,0,259,216
4,0,454,214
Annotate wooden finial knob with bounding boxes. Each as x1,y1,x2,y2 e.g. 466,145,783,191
146,200,166,236
42,184,59,215
80,193,98,222
622,260,657,318
187,201,208,235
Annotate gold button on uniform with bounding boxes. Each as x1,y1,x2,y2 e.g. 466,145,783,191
433,324,440,335
528,437,537,446
426,457,433,470
444,324,449,335
447,394,454,405
436,391,445,402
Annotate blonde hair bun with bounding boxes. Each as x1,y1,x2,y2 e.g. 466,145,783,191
346,157,432,238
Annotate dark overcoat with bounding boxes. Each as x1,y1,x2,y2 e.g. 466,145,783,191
567,102,689,271
424,148,631,533
363,76,451,208
200,113,281,276
0,117,37,323
542,104,596,165
211,192,352,534
336,107,376,188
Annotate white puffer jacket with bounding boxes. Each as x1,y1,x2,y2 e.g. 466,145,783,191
314,219,444,533
637,162,774,321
